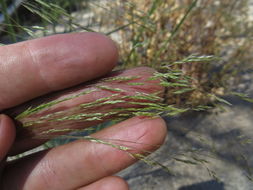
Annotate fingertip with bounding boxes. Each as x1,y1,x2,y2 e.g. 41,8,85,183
147,117,168,147
107,176,129,190
92,116,168,154
82,32,119,68
0,114,16,160
78,176,129,190
30,32,119,90
129,116,168,152
70,32,119,76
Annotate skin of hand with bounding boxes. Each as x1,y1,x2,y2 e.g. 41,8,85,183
0,32,167,190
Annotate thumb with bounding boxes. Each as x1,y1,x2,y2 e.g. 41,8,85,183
0,115,15,161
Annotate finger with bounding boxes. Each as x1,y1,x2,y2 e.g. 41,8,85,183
0,32,118,110
8,67,164,155
77,176,129,190
2,117,167,190
0,115,15,161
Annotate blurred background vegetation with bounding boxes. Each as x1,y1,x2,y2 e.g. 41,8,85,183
1,0,252,106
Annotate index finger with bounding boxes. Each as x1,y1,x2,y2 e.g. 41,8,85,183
0,32,118,110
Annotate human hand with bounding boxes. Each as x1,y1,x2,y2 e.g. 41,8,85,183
0,33,167,190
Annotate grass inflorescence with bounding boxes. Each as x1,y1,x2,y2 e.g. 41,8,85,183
10,57,218,140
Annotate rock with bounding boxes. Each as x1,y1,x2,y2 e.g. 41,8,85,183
118,75,253,189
